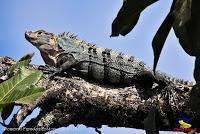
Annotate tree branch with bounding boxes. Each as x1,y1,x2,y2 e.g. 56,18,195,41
0,56,199,133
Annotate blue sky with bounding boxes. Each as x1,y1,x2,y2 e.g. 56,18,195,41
0,0,193,133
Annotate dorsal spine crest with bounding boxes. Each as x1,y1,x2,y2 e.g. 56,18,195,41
55,31,194,87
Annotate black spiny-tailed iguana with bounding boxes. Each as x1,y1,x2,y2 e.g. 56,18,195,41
25,30,193,88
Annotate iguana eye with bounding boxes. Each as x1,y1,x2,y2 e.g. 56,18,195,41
37,31,43,35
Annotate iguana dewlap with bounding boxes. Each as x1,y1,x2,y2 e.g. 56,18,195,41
25,30,193,87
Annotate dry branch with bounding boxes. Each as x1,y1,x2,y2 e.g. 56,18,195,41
0,56,199,133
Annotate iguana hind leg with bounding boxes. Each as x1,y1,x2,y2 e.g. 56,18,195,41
133,71,168,89
133,71,155,88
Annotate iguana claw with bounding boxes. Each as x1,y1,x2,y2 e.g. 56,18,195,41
38,65,58,74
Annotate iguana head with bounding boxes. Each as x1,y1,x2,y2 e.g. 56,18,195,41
25,30,59,66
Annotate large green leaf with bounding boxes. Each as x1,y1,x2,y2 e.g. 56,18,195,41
0,67,43,105
15,86,45,104
18,52,34,62
6,59,31,76
173,0,200,57
111,0,158,37
152,12,174,74
152,0,176,73
173,0,191,27
6,52,35,76
152,0,193,73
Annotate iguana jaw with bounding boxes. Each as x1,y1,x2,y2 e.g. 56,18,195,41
25,30,59,67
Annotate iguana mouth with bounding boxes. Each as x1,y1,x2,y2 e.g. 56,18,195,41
25,31,37,41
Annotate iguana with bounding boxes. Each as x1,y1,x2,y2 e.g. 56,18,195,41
25,30,193,88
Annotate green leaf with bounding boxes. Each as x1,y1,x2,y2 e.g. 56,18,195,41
16,86,45,104
6,59,31,76
173,0,200,57
151,0,178,73
18,52,35,62
152,12,174,74
152,0,192,73
6,52,35,76
111,0,158,37
0,67,43,104
173,0,191,27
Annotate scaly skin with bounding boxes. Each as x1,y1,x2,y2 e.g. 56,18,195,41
25,30,193,87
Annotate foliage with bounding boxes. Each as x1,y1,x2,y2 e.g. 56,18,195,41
111,0,158,37
111,0,200,74
0,53,45,122
112,0,199,132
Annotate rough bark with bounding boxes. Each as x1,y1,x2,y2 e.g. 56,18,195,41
0,56,199,133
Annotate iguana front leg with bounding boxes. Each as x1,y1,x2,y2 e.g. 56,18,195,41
39,54,77,77
57,54,77,72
